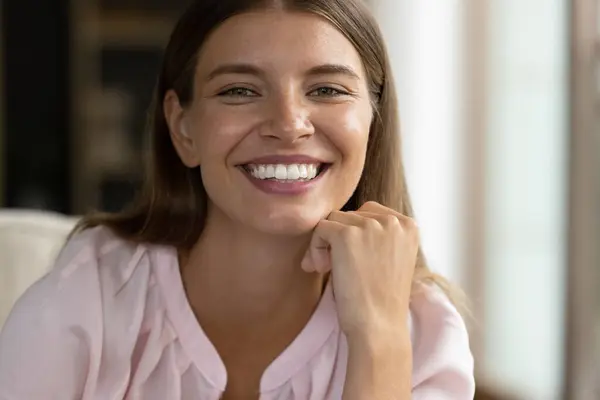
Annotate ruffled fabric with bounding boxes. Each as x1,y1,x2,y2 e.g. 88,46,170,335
0,226,475,400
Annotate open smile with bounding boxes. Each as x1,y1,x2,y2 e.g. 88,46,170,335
242,163,329,181
237,162,332,195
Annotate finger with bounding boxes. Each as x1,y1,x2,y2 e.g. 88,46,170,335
351,211,400,228
327,210,372,227
357,202,418,230
329,209,419,240
358,201,406,219
357,201,388,213
329,210,400,232
303,211,377,273
301,219,346,273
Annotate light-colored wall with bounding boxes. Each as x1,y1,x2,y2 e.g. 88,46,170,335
372,0,570,398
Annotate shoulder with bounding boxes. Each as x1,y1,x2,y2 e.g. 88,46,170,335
1,225,154,337
409,284,475,399
0,226,160,397
53,226,154,301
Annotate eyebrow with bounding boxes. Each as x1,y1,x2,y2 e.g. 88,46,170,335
206,64,265,81
205,63,361,81
306,64,360,80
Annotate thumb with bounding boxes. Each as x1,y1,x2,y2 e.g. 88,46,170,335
300,219,344,273
301,235,330,273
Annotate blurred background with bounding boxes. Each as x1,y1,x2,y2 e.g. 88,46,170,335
0,0,598,399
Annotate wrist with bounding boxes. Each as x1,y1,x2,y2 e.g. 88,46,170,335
343,332,412,400
347,329,411,364
345,317,411,350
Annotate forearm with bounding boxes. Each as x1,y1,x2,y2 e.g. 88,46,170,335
342,332,412,400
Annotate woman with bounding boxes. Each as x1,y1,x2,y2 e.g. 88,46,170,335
0,0,474,399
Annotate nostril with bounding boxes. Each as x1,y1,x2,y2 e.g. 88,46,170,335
261,115,314,139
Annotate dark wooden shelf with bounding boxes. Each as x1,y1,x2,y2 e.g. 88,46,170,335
99,12,177,48
69,3,183,213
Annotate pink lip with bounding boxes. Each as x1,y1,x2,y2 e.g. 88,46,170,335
238,154,328,165
238,164,330,196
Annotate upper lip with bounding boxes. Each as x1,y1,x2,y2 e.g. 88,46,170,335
237,155,331,165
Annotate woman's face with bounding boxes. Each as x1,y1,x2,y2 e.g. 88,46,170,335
166,10,373,236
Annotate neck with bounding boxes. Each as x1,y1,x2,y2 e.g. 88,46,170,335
180,208,326,329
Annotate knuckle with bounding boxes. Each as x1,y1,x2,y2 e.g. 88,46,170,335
384,214,401,228
364,217,380,230
341,225,360,241
360,201,380,211
403,216,419,231
400,217,420,242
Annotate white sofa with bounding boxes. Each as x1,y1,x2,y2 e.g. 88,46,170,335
0,209,79,328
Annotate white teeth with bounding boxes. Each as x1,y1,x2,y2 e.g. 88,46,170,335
246,163,322,181
258,165,266,179
265,165,275,178
275,165,287,180
298,164,308,178
287,164,300,180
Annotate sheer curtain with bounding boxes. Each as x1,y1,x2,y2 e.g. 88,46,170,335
372,1,570,398
371,0,467,288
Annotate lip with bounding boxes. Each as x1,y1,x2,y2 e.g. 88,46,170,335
238,163,331,196
237,154,330,166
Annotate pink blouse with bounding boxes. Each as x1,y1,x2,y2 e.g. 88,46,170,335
0,227,474,399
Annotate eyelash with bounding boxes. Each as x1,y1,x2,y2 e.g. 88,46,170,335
309,87,349,97
217,86,351,98
218,87,259,97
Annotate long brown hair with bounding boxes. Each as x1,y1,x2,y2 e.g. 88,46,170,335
74,0,461,304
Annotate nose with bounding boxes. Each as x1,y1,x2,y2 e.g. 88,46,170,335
261,92,315,142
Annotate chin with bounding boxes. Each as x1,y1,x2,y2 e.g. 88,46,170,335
254,218,319,236
247,207,328,237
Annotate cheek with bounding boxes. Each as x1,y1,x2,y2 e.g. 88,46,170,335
315,105,371,207
316,105,371,162
192,105,260,164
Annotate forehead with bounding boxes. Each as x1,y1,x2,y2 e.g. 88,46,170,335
195,10,365,76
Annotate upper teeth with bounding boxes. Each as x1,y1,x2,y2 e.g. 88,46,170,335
246,164,320,180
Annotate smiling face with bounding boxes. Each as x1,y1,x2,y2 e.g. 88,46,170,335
165,10,374,236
